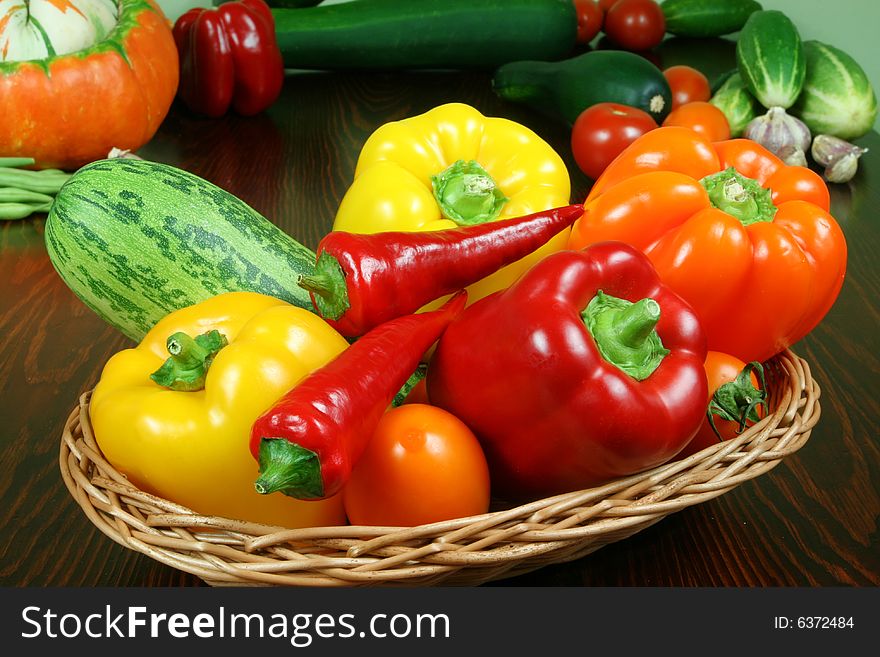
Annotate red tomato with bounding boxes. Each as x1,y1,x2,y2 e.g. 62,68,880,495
663,65,711,109
571,102,658,180
662,101,731,141
598,0,620,11
603,0,666,51
574,0,603,44
342,404,491,526
678,352,766,458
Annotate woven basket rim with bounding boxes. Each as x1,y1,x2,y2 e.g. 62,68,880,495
59,349,820,586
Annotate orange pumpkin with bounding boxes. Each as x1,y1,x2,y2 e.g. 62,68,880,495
0,0,178,170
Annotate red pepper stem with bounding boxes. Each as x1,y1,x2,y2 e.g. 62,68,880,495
582,291,669,381
617,298,661,347
297,251,350,320
254,438,323,499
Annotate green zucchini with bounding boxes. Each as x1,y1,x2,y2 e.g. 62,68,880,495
710,72,761,137
272,0,576,70
492,50,673,125
661,0,762,38
264,0,321,7
736,10,805,109
45,159,317,342
790,41,878,140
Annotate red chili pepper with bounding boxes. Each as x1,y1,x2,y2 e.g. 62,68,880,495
172,0,284,117
298,204,584,337
427,242,708,500
250,292,467,501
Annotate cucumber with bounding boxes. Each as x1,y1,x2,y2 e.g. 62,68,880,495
710,72,762,137
736,10,805,109
45,159,317,342
790,41,878,140
493,50,673,125
273,0,576,70
662,0,762,38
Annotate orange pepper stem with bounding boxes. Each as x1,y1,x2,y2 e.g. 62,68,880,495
582,291,670,381
701,167,776,225
149,330,228,392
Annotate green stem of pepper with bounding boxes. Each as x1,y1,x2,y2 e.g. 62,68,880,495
150,330,229,392
431,159,509,226
582,290,670,381
700,167,776,225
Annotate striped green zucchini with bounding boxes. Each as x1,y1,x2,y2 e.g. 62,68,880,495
736,10,805,109
45,158,317,342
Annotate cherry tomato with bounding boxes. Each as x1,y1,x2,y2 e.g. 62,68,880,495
603,0,666,51
342,404,491,526
662,101,731,142
571,102,658,180
574,0,603,44
598,0,620,11
678,352,766,458
663,65,711,109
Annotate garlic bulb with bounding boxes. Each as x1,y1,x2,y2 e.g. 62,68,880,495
775,144,807,167
744,107,812,158
811,134,868,184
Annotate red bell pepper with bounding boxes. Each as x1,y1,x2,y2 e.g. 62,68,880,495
172,0,284,117
251,292,466,501
427,242,708,500
298,204,584,337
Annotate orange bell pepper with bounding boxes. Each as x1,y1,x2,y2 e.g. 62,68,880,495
568,127,847,363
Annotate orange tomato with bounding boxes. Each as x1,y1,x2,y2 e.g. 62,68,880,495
663,65,711,109
662,101,731,142
678,351,766,459
342,404,490,526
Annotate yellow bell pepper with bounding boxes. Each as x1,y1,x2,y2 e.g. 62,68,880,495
89,292,348,528
333,102,572,303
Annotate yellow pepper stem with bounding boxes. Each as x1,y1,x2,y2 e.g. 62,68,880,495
255,438,324,500
149,330,228,392
431,159,509,226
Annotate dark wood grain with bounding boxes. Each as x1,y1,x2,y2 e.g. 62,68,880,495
1,61,877,587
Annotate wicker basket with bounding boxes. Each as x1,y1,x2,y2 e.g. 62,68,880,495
59,349,820,587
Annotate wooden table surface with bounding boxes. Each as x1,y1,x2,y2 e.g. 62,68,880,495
2,45,878,587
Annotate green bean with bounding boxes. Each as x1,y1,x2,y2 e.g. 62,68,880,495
0,187,55,204
0,169,71,194
0,201,53,220
0,157,36,168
